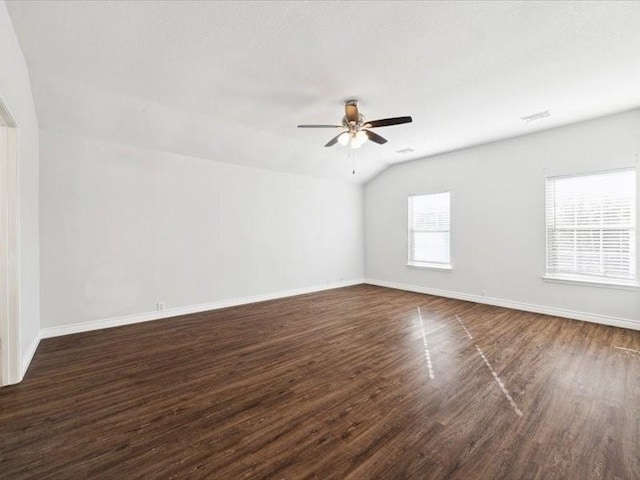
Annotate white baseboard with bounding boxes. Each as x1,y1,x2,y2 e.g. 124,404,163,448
40,278,365,339
20,331,41,380
365,278,640,332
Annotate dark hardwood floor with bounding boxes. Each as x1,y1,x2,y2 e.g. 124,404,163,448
1,285,639,479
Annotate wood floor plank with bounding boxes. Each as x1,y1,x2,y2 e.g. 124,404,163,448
1,285,639,479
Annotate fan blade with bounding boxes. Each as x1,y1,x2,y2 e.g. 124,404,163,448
298,124,342,128
365,129,388,145
325,131,346,147
365,116,412,128
345,102,359,123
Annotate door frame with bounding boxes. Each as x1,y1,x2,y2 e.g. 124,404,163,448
0,96,21,386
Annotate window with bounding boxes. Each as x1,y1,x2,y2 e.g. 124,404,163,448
408,192,451,269
545,169,637,286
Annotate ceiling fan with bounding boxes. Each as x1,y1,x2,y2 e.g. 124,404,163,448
298,100,412,148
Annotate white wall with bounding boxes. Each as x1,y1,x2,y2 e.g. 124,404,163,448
365,109,640,327
40,131,363,330
0,2,40,379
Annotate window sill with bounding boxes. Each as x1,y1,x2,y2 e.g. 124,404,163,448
542,274,640,291
407,262,452,271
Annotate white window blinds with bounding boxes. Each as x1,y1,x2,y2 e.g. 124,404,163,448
545,169,636,284
408,192,451,267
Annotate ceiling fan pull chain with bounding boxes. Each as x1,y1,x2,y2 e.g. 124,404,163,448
352,149,356,175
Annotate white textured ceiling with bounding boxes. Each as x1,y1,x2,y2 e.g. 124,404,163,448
6,1,640,183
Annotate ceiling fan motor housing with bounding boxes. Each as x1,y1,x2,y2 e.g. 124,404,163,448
342,113,366,129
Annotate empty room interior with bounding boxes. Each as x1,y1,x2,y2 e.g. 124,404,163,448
1,1,640,479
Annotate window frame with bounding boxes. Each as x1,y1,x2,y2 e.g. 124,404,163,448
543,167,639,289
407,191,452,270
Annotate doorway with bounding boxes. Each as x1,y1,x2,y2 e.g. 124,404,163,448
0,98,20,386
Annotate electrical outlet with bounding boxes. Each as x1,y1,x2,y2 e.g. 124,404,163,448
156,302,166,311
480,290,487,296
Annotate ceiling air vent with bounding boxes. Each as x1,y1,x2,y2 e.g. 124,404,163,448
395,148,414,154
521,110,550,122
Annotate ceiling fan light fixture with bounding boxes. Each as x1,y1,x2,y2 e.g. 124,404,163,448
355,130,368,144
350,132,367,149
338,132,350,146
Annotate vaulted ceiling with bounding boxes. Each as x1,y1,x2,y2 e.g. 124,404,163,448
7,1,640,183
